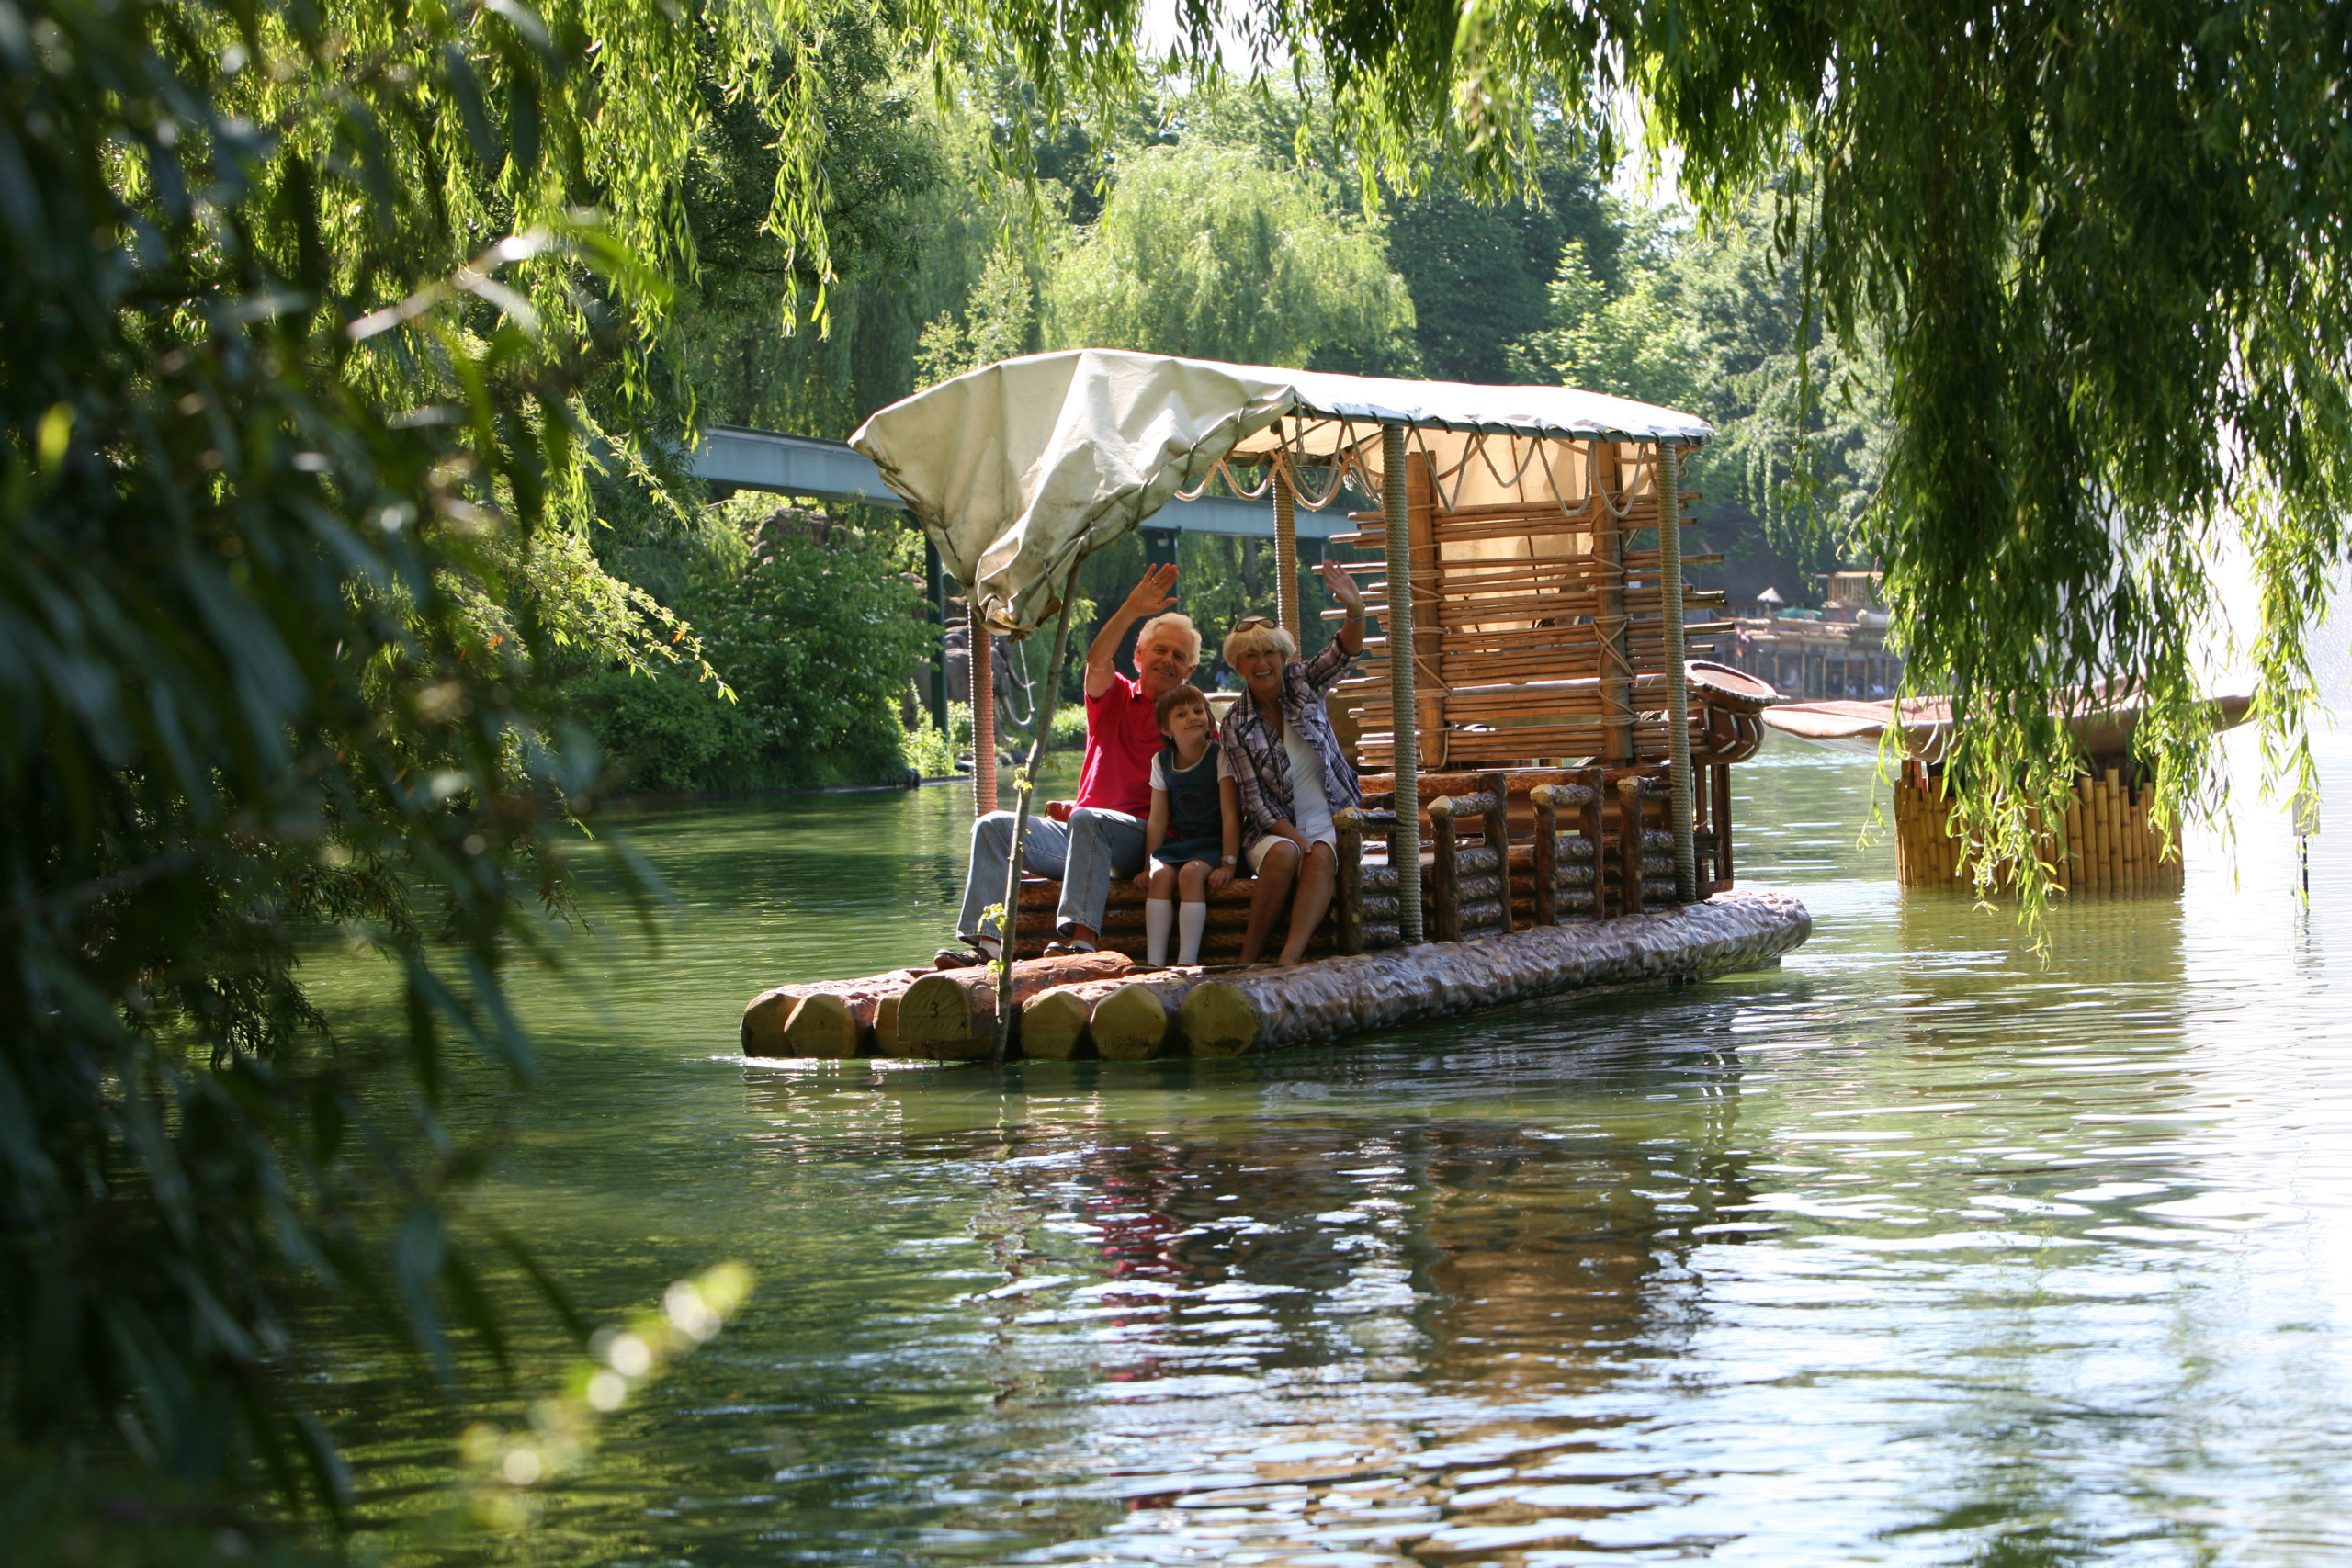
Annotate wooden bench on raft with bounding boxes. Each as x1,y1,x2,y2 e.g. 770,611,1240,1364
1001,762,1735,962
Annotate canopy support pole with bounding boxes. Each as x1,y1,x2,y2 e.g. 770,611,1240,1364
1382,423,1424,945
992,590,1081,1066
1594,444,1634,764
1274,466,1300,644
969,599,996,817
1659,441,1698,902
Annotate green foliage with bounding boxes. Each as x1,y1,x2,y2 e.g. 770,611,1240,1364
1,1448,324,1568
0,0,862,1537
692,509,932,782
1385,126,1623,383
1672,198,1890,584
915,238,1041,385
566,671,738,793
676,0,960,434
1509,239,1702,417
901,702,972,777
571,505,935,791
1506,197,1889,582
1042,141,1416,370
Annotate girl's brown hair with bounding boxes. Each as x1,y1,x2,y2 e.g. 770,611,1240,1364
1153,682,1210,736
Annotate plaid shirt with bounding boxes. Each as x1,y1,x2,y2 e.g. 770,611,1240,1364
1219,637,1362,852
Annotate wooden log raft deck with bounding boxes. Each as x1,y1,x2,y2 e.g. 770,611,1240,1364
744,890,1808,1062
743,741,1804,1065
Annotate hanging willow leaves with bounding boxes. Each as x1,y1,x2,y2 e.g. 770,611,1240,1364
0,0,896,1526
921,0,2352,918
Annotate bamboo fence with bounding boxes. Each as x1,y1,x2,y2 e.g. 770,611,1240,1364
1893,759,2182,893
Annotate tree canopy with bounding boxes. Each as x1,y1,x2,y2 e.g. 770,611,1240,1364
1041,139,1416,370
1508,196,1888,585
0,0,842,1525
933,0,2352,902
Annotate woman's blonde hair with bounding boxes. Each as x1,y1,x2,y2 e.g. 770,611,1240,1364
1221,615,1297,669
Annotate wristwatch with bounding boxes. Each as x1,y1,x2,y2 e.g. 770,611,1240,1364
1221,855,1238,867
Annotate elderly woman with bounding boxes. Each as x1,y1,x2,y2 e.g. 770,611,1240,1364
1220,559,1370,965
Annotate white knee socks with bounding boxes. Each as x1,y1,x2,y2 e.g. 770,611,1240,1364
1177,901,1207,965
1146,899,1210,964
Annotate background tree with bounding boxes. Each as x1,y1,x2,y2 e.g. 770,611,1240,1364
1508,196,1888,586
1386,123,1623,383
1042,140,1417,370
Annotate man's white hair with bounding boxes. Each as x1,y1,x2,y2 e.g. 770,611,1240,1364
1135,612,1201,667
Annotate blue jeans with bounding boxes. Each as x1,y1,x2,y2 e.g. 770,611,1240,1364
958,807,1147,944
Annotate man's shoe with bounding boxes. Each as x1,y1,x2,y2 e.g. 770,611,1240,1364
1041,940,1097,957
933,941,1001,970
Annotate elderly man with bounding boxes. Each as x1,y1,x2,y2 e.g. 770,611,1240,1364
942,565,1199,965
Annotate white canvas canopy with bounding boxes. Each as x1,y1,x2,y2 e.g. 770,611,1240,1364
850,349,1713,632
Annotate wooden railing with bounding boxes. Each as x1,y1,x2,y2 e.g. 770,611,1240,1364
1005,761,1736,961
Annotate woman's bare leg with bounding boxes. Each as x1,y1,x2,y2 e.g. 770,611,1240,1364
1238,840,1299,964
1277,841,1339,965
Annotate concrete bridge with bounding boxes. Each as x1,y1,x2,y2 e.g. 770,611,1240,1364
689,424,1351,565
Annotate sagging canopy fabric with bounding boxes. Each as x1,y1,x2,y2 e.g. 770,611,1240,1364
849,349,1714,633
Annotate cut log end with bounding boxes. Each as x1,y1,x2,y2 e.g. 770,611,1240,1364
1089,984,1170,1061
1021,989,1094,1060
782,992,865,1060
1179,980,1261,1057
741,987,796,1058
873,993,910,1058
898,971,982,1060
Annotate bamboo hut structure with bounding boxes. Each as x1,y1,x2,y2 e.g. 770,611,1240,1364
739,352,1811,1062
1763,692,2253,892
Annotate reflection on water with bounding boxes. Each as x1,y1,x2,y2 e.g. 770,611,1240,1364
327,730,2352,1565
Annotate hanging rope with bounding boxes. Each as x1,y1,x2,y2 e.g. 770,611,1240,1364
1382,421,1424,945
1658,438,1699,902
968,597,996,817
1274,467,1301,645
1001,637,1035,729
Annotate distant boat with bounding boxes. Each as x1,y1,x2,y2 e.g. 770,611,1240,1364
1762,687,2256,895
1760,688,2255,761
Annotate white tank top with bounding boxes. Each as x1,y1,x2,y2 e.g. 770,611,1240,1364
1281,723,1335,842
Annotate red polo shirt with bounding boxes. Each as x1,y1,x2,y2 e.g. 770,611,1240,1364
1077,672,1160,818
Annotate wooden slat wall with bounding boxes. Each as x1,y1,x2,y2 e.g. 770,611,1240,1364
1330,449,1713,773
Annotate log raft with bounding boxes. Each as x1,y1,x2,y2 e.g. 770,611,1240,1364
743,952,1132,1060
746,890,1809,1063
807,356,1809,1067
746,741,1785,1063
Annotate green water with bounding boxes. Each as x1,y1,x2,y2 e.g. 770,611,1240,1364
329,729,2352,1566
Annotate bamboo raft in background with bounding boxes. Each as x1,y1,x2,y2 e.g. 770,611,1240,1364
1893,758,2182,893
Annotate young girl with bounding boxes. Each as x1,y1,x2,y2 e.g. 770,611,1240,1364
1135,684,1241,965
